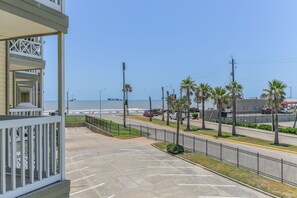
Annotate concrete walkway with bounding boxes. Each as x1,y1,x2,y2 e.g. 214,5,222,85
102,114,297,165
66,127,269,198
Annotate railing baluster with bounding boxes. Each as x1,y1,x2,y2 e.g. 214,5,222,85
11,128,16,190
38,125,43,180
0,128,6,194
21,127,26,187
52,123,57,175
29,125,34,184
46,124,50,177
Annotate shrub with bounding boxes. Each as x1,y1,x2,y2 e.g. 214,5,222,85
257,124,272,131
166,144,184,154
192,113,198,119
279,127,297,135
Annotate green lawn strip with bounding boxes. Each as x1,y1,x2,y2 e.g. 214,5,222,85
153,142,297,198
128,115,297,153
88,116,146,138
191,130,297,152
65,115,85,124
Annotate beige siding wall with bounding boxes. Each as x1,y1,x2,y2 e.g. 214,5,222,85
0,42,6,114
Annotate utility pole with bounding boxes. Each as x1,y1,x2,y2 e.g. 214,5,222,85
123,62,126,127
162,87,165,121
230,57,237,135
149,96,152,122
66,90,69,115
166,91,170,125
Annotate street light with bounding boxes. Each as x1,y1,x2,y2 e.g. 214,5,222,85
99,89,107,119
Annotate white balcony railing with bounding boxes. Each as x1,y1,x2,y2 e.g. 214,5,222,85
9,38,43,59
35,0,62,12
9,108,43,116
0,116,63,197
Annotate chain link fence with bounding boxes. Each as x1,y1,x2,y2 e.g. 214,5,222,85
85,115,297,187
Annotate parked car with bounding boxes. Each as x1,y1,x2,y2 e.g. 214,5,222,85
143,110,154,117
279,108,293,114
262,108,272,114
169,113,185,120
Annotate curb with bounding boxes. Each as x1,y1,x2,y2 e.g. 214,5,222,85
197,134,297,155
151,144,279,198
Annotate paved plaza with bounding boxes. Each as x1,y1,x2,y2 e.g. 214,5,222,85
66,127,269,198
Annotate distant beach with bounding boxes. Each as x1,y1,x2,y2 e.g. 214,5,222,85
45,100,215,115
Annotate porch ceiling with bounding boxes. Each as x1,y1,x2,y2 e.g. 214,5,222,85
0,9,56,40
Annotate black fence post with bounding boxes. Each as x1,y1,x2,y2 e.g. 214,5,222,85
193,136,195,152
155,128,157,141
118,124,120,135
257,153,259,175
206,139,208,156
281,159,284,183
140,125,142,135
140,126,142,137
237,148,239,168
129,124,131,134
220,143,222,162
182,134,184,147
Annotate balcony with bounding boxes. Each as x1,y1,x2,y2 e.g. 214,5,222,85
0,116,64,197
10,38,43,59
9,107,43,116
35,0,63,13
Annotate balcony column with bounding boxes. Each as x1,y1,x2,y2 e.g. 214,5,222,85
58,32,65,180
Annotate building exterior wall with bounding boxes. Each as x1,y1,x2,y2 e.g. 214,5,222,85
0,41,6,114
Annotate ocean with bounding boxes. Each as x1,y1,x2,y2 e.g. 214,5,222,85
44,100,215,114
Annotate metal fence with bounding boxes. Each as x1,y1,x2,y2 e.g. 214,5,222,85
85,115,297,187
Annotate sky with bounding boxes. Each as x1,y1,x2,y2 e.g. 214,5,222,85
44,0,297,101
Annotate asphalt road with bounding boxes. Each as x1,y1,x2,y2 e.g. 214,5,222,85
66,127,269,198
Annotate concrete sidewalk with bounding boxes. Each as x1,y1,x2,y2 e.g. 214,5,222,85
66,127,269,198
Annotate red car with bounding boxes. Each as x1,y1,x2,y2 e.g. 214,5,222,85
143,110,154,117
262,108,272,114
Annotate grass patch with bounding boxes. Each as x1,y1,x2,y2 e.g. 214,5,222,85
87,116,147,138
191,130,297,152
128,115,297,153
153,142,297,198
65,115,85,124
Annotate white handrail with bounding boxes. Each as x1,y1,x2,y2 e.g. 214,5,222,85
0,116,63,197
35,0,62,12
9,38,43,59
9,108,43,116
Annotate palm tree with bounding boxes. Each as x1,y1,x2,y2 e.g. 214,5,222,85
262,80,287,144
170,96,187,145
124,84,132,115
194,87,201,112
261,89,275,132
196,83,212,129
181,76,196,131
226,81,243,136
211,87,229,137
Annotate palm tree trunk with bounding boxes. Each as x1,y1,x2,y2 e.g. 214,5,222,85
293,113,297,128
126,92,129,116
232,93,236,136
176,110,180,145
166,91,170,126
274,112,279,144
218,105,222,137
186,90,190,130
202,98,205,129
271,110,275,132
